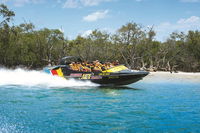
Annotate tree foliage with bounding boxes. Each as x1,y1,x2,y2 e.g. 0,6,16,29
0,4,200,72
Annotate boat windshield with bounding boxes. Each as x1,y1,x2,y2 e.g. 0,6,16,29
60,56,82,65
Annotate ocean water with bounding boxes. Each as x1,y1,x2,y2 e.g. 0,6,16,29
0,69,200,133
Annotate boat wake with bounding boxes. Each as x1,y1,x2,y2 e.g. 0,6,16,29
0,68,98,88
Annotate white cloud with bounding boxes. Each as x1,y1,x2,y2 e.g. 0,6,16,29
2,0,44,7
180,0,200,2
155,16,200,41
81,29,93,37
83,10,108,22
81,0,112,6
81,0,101,6
0,0,9,3
13,0,29,7
63,0,79,8
80,28,114,37
177,16,200,24
63,0,113,8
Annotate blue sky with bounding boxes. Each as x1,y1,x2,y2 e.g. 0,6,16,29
1,0,200,41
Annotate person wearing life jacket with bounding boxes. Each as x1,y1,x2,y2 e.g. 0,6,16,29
81,62,91,72
112,60,119,66
76,62,83,71
93,60,102,72
104,62,110,70
70,62,79,71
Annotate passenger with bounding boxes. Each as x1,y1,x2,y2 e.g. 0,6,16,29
97,62,103,68
86,62,92,68
69,62,73,69
83,61,89,65
93,66,102,72
70,62,79,71
104,62,109,70
92,60,97,66
112,60,119,66
110,62,114,68
95,60,103,67
70,60,118,72
101,63,106,71
93,61,102,72
88,62,95,71
105,62,114,69
81,62,91,72
77,62,83,71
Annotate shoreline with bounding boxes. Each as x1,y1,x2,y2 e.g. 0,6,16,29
142,71,200,84
149,71,200,75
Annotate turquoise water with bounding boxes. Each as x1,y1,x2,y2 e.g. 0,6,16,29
0,69,200,133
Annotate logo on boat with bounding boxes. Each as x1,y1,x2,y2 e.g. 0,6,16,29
70,73,83,77
91,76,102,79
81,74,91,79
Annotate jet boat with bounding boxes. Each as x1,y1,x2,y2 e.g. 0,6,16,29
44,56,149,86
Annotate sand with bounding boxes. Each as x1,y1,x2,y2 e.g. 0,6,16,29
142,71,200,84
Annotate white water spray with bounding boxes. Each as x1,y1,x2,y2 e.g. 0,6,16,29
0,68,98,88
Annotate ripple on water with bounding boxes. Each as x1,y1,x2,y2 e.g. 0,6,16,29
0,74,200,132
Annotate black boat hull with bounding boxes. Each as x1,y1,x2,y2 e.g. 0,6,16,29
90,73,148,85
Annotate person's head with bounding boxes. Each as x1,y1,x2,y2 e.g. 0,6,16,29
71,62,75,66
93,61,96,64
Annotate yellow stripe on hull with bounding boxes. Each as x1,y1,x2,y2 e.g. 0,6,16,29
56,68,64,77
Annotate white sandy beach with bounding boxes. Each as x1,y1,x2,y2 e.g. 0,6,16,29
142,71,200,83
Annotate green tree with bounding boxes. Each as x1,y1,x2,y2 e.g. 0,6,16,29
113,22,145,68
0,4,15,65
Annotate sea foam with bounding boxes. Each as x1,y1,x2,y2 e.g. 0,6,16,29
0,68,98,88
